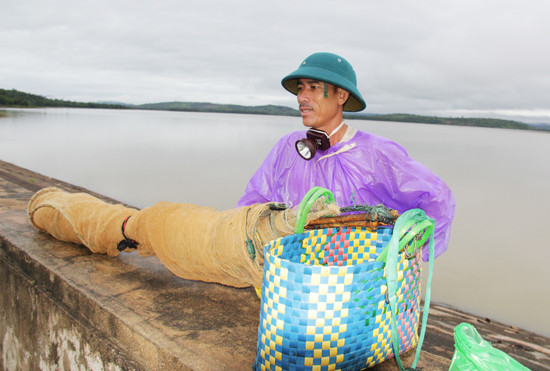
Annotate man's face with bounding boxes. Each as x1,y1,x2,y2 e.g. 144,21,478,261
296,79,347,131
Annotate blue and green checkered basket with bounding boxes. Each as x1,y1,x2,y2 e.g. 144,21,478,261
253,188,435,371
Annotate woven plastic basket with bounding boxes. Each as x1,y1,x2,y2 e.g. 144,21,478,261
253,188,435,371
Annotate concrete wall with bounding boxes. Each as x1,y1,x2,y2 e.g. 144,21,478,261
1,249,138,371
0,169,261,370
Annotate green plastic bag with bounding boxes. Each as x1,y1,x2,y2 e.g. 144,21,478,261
449,323,530,370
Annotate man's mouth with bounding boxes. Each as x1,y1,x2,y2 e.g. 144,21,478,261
300,105,313,114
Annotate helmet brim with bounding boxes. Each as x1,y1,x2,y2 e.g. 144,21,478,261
281,66,366,112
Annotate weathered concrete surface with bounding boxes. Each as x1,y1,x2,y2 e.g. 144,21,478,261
0,166,261,370
1,159,547,370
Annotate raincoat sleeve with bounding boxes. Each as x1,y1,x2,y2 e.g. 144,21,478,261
349,137,455,260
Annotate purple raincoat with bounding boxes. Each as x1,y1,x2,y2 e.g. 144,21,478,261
237,128,455,260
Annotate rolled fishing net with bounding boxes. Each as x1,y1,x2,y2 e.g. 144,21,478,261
27,187,339,288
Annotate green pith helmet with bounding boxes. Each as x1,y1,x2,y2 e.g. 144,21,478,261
281,52,366,112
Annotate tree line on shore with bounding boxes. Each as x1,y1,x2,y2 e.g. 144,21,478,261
0,88,129,109
1,88,548,132
353,113,537,131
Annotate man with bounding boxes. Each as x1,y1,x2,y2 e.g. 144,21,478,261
237,52,455,259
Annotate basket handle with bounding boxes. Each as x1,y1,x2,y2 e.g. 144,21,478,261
385,209,436,371
376,216,434,263
294,187,335,234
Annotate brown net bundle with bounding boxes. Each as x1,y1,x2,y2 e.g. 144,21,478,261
28,187,339,288
27,187,139,255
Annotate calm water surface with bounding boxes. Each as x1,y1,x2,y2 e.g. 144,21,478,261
1,108,549,337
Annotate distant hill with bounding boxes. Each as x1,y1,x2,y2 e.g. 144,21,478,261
529,123,550,130
136,101,300,116
0,88,128,109
0,89,298,116
348,113,539,131
2,88,549,132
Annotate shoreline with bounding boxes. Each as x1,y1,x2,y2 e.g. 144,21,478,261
2,101,550,133
1,158,549,370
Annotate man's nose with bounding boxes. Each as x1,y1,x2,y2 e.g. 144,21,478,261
297,90,309,103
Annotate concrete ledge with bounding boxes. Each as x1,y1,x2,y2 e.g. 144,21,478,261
2,159,547,370
0,174,263,370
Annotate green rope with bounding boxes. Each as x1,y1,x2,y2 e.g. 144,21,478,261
294,187,335,234
244,208,256,262
385,209,435,370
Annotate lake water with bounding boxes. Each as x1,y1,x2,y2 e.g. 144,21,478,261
1,108,549,338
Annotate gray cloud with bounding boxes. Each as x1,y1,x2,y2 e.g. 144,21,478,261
1,0,549,122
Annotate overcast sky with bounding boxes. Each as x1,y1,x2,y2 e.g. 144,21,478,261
2,0,549,123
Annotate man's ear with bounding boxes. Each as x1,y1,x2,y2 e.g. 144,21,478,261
337,88,350,105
